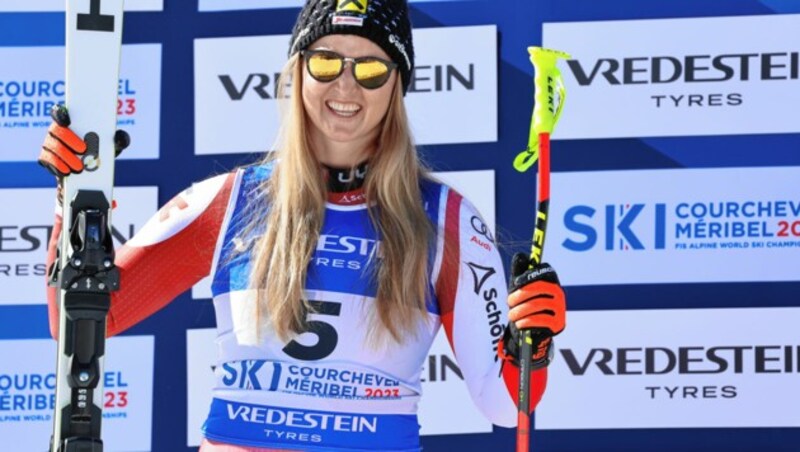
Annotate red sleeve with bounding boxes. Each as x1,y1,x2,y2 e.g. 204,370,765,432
46,173,235,338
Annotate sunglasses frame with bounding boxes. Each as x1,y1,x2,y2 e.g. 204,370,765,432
301,49,398,90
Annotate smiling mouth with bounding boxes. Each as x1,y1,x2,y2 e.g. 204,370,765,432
326,100,362,118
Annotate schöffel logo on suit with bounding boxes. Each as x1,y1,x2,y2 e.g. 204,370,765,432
546,167,800,286
465,261,503,360
536,308,800,430
543,14,800,139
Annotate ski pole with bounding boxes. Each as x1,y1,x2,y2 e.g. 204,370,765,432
512,46,570,452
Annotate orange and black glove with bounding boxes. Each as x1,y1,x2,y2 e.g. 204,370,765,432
498,252,566,369
38,104,130,178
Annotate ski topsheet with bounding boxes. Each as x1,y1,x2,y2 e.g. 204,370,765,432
52,1,125,450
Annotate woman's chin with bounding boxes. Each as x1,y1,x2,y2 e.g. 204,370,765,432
322,129,363,144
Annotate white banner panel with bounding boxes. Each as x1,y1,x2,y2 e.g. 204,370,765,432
194,34,284,156
198,0,473,12
0,44,162,161
546,167,800,286
536,308,800,429
0,186,158,305
0,0,163,11
406,26,497,146
544,14,800,139
193,26,497,155
0,336,155,450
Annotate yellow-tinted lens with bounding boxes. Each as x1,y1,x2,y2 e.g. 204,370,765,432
308,53,343,81
354,59,391,89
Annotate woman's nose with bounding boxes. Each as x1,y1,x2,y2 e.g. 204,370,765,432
334,60,359,90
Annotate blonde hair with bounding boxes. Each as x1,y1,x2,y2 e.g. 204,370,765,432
248,55,433,344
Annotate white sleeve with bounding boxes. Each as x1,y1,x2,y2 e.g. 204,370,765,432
433,187,518,427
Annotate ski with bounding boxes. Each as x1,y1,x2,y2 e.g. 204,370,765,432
50,1,125,451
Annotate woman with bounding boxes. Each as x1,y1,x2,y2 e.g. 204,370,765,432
39,0,566,450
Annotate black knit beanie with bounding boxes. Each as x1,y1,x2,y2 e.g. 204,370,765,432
289,0,415,94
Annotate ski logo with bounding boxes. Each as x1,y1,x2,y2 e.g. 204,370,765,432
466,262,496,295
77,0,116,33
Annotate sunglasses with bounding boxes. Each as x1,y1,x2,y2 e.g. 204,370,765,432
302,49,398,90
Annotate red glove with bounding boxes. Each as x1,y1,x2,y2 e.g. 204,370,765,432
38,105,88,177
508,259,566,334
37,104,130,178
498,253,566,367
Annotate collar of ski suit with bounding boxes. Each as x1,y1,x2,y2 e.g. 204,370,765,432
323,161,369,206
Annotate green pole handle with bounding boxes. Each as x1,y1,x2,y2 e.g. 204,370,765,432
513,47,571,173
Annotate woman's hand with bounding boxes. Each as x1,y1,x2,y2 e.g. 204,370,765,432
508,254,566,334
499,253,566,367
37,104,130,178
